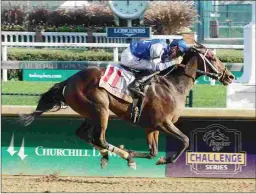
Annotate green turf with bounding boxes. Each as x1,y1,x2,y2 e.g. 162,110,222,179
192,85,226,108
216,49,243,63
1,81,227,107
1,81,56,106
216,49,243,57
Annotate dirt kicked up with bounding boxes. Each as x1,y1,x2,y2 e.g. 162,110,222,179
1,175,255,193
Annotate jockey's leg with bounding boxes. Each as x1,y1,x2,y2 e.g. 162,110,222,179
128,70,153,97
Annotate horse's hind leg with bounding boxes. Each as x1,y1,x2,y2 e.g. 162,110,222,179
156,119,189,165
145,129,159,158
75,120,109,169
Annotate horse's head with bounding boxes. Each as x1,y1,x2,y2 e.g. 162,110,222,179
213,129,229,141
182,42,235,85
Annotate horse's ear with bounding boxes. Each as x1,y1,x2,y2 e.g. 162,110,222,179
193,41,200,48
190,45,200,53
194,41,205,49
194,41,199,46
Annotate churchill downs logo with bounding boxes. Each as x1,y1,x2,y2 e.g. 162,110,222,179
186,124,246,175
6,133,118,161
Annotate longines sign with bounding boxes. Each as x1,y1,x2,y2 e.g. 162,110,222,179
106,27,151,38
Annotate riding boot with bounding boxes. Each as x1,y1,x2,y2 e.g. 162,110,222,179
128,70,156,97
128,77,145,97
129,70,159,123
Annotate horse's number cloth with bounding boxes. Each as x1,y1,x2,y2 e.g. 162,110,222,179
99,63,135,103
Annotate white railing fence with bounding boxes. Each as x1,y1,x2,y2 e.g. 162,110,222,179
1,31,189,46
1,42,244,82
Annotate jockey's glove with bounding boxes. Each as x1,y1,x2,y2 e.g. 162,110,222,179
171,56,183,65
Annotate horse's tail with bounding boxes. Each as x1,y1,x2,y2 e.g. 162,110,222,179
19,80,67,126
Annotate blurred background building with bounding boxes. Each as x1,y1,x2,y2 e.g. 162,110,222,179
1,0,253,42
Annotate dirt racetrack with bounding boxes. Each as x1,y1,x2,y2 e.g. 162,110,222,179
1,175,255,193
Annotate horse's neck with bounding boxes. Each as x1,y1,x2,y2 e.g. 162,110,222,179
169,57,200,95
168,72,195,96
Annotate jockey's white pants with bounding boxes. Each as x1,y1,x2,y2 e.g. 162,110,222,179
121,47,174,72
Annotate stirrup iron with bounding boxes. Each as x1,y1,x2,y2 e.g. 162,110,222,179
129,88,145,97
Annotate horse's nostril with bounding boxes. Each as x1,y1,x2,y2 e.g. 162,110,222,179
229,75,235,80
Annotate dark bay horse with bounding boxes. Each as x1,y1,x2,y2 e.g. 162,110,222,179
20,43,234,169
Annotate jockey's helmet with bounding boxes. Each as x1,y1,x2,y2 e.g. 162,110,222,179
169,39,189,53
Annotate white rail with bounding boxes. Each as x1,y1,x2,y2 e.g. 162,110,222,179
1,42,129,47
1,31,185,46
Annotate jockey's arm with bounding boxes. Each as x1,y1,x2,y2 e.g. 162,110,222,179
149,43,174,71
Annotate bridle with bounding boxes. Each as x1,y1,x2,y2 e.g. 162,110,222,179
176,47,227,83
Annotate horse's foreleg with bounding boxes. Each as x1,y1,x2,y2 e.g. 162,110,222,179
155,119,189,165
146,129,159,158
92,108,136,169
120,129,159,159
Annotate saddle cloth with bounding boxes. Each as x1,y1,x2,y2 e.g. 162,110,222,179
99,63,135,103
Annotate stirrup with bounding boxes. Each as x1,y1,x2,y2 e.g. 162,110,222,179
130,94,145,124
129,87,145,97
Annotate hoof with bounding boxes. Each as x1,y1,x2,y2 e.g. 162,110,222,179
128,162,136,170
100,157,108,169
127,155,136,170
156,156,166,165
167,153,178,164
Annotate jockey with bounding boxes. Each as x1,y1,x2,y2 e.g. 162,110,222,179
121,38,190,96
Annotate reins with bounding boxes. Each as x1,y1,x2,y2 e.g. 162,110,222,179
156,46,227,84
174,48,226,82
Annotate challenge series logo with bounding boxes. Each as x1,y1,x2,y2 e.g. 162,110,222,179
186,124,246,175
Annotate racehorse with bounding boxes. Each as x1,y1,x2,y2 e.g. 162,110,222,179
19,42,234,169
